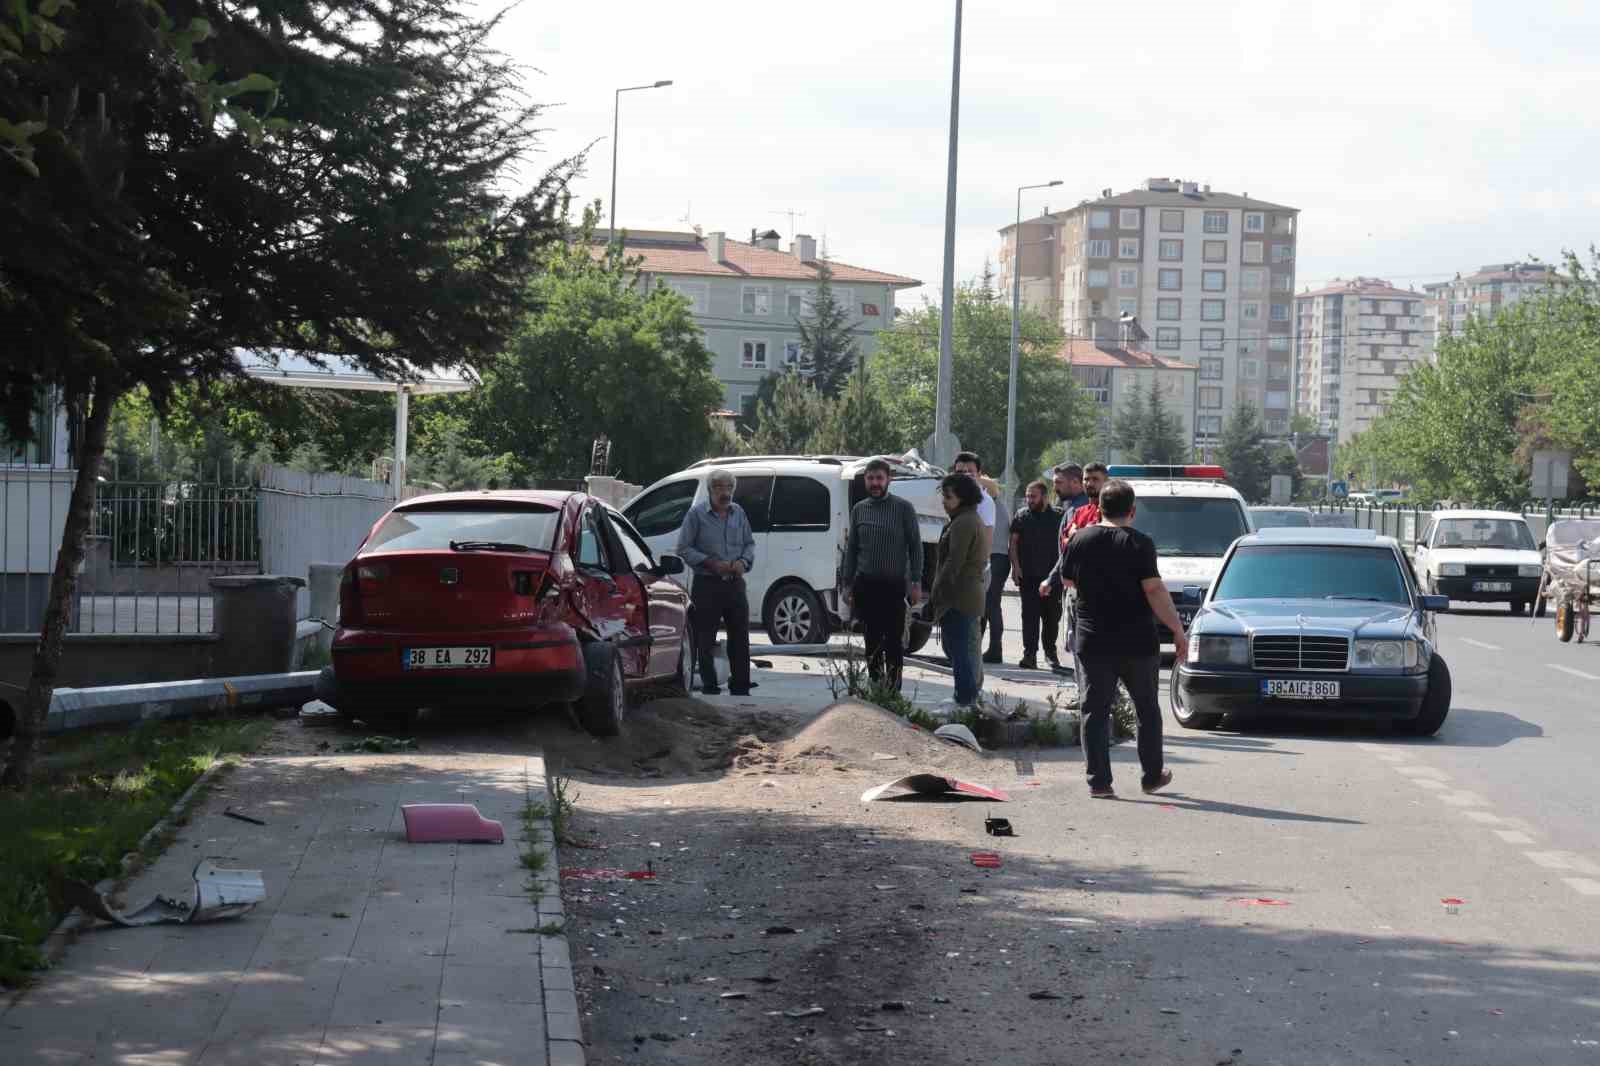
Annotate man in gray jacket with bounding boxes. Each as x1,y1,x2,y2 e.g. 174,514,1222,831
676,469,757,695
843,458,924,692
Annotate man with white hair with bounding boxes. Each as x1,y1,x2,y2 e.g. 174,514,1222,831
676,468,757,695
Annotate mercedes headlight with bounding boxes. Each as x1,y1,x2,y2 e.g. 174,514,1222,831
1518,564,1542,578
1189,635,1248,666
1353,639,1420,671
1438,562,1466,577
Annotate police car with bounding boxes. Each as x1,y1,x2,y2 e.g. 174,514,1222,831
1106,465,1254,646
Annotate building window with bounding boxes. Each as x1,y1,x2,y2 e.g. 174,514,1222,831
833,287,854,312
1089,299,1103,317
1199,357,1223,380
739,394,758,420
1271,243,1293,264
1242,301,1262,321
1203,210,1228,234
1200,328,1224,350
1238,332,1261,355
1266,417,1288,434
1089,208,1111,229
1116,267,1138,288
1157,298,1181,321
1272,215,1295,235
1242,359,1261,380
1198,415,1223,436
1202,270,1226,292
1156,327,1181,349
741,339,768,368
1272,274,1292,293
1160,209,1184,233
787,289,813,317
783,340,802,367
666,280,709,314
1269,303,1290,322
1265,390,1290,409
1199,385,1223,408
1158,268,1182,291
1203,240,1228,263
1119,208,1141,229
1243,241,1263,264
1267,361,1291,381
1242,268,1265,292
1085,239,1111,258
1268,335,1290,352
1244,212,1265,233
1201,299,1225,321
1118,238,1140,259
1118,297,1138,316
1087,268,1109,287
741,285,771,315
1159,239,1183,261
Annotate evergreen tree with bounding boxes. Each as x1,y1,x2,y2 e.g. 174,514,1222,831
750,371,831,454
796,262,858,397
1142,377,1191,464
1110,378,1150,461
812,361,897,456
1217,403,1273,502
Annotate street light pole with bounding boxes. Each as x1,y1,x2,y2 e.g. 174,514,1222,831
932,0,962,467
609,80,673,240
1003,179,1062,505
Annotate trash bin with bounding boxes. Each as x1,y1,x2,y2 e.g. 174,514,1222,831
210,575,307,677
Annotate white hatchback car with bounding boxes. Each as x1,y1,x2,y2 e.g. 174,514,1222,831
623,455,947,645
1412,510,1543,615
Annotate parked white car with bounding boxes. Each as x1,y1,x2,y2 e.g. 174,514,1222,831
1412,510,1543,615
622,455,948,645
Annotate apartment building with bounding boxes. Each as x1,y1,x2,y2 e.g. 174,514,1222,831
1060,336,1198,464
1423,262,1564,342
1294,278,1430,445
594,229,920,415
999,178,1299,446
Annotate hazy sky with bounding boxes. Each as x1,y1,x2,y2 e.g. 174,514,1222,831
495,0,1600,306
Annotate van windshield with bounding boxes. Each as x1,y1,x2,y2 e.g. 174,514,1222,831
1132,497,1251,557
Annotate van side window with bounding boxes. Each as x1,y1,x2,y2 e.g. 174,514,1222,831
734,475,774,533
771,476,831,531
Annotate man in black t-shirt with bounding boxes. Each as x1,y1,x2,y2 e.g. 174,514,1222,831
1058,479,1190,798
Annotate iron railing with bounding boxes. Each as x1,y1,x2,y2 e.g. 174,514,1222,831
1309,500,1599,554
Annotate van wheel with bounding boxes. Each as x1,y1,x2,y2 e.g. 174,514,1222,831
1169,667,1222,730
1407,654,1451,736
579,642,626,736
766,582,826,645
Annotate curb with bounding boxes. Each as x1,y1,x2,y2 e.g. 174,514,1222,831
534,757,584,1066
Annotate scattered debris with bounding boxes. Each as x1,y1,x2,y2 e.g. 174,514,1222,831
984,817,1015,837
880,1001,909,1012
400,803,505,844
933,723,983,753
332,911,351,919
1160,1008,1181,1015
1228,897,1291,906
1028,991,1062,1001
763,925,799,936
1076,878,1097,886
720,991,747,1000
748,976,781,984
337,735,416,753
65,860,264,927
784,1006,825,1019
1442,896,1465,914
223,808,267,826
560,868,657,881
970,851,1002,869
298,699,341,727
861,773,1010,803
855,1022,890,1032
871,752,898,761
932,996,951,1004
872,883,897,891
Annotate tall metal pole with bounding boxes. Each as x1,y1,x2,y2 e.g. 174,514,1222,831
932,0,962,468
1004,179,1061,505
608,81,673,242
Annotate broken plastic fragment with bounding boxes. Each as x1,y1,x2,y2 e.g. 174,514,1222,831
861,773,1009,803
400,803,505,844
784,1006,825,1019
970,851,1002,869
1227,897,1291,906
65,860,264,927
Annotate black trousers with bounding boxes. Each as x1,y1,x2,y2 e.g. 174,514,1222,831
1079,652,1163,791
1018,576,1062,659
853,577,906,692
981,554,1010,654
691,575,750,691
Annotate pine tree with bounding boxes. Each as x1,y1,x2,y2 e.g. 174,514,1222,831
1142,377,1191,464
796,262,858,397
750,372,830,454
812,361,897,456
1217,403,1273,502
1111,378,1150,462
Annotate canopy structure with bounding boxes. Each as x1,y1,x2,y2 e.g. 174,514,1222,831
239,351,476,499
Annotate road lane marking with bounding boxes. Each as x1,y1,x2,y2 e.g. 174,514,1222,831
1494,830,1535,845
1411,779,1448,790
1465,811,1505,824
1525,852,1600,875
1564,879,1600,897
1461,638,1502,651
1548,664,1600,682
1395,766,1449,779
1375,753,1407,762
1437,791,1489,807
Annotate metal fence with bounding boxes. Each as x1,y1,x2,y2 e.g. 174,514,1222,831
258,464,402,620
1310,500,1600,554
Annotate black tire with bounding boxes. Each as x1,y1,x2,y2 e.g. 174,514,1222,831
765,582,827,645
667,625,695,697
1557,600,1576,643
579,642,627,736
1169,664,1222,730
1407,653,1452,736
1510,600,1527,617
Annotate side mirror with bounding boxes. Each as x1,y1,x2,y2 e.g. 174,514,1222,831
656,553,686,576
1420,594,1449,613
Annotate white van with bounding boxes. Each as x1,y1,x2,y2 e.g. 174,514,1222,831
622,455,947,646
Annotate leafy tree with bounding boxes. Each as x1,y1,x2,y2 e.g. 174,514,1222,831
812,361,897,456
0,0,571,789
410,423,515,491
872,281,1087,478
1217,403,1273,502
703,417,752,461
749,371,831,454
1289,412,1320,437
469,207,723,485
796,262,858,397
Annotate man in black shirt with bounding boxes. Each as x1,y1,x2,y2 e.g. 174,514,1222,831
1058,479,1190,798
1008,480,1063,670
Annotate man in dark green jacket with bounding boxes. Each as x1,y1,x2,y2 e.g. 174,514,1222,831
843,458,924,691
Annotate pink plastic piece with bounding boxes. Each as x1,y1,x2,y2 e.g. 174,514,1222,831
401,803,505,844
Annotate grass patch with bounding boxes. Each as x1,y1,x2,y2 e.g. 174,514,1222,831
0,716,271,988
822,643,984,733
508,921,565,936
549,773,578,844
518,784,551,897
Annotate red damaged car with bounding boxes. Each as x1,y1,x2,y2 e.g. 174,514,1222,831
321,490,693,735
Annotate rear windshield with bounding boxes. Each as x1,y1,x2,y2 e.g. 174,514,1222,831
1214,545,1411,604
1133,497,1251,557
1251,509,1312,529
366,504,560,554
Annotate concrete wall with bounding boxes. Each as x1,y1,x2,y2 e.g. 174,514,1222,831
259,464,394,618
0,633,217,693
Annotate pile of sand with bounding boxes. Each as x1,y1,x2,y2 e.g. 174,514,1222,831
762,700,995,776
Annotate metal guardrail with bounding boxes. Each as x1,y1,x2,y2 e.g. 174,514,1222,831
1309,500,1600,550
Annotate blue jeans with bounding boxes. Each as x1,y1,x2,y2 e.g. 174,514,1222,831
939,609,980,705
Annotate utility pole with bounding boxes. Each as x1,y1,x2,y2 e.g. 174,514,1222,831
931,0,962,468
609,80,673,241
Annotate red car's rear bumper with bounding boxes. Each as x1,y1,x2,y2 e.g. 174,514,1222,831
330,624,585,712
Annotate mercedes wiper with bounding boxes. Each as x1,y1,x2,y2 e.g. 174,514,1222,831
449,539,533,552
1325,594,1387,602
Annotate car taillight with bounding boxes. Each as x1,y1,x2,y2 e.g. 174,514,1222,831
357,563,389,588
